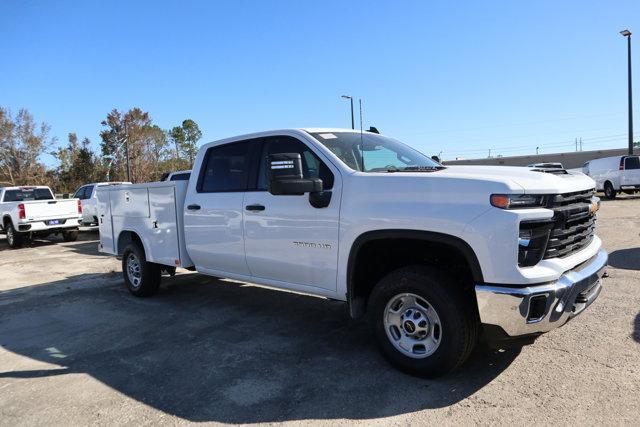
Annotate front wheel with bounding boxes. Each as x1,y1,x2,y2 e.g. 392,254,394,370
122,243,161,297
368,265,478,377
5,223,24,249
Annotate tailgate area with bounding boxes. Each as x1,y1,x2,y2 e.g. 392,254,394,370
24,199,79,220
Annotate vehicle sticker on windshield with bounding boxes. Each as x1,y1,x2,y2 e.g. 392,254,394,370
318,133,337,139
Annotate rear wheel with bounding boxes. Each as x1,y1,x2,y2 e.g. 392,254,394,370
62,229,78,242
5,222,23,249
122,243,161,297
368,265,478,377
604,182,617,200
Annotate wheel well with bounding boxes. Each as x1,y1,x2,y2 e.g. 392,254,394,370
117,231,144,256
2,215,12,231
347,231,482,318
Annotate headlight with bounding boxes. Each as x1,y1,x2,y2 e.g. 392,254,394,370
490,194,545,209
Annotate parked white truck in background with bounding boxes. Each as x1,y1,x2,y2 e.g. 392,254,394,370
582,155,640,199
159,170,191,182
74,182,131,225
97,128,607,377
1,186,82,248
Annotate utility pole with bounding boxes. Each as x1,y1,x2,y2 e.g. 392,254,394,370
488,149,491,158
621,29,634,155
580,137,583,151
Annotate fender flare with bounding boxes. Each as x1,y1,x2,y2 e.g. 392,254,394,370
346,229,484,317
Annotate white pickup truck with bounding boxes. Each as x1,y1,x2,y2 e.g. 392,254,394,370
97,128,607,376
1,186,83,248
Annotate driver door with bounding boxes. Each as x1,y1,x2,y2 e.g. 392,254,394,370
243,135,341,292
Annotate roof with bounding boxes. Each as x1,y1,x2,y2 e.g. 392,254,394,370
301,128,376,134
0,185,51,190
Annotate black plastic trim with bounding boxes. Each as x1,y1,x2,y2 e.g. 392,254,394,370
346,229,484,317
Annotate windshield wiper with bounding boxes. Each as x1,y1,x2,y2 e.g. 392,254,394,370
397,166,446,172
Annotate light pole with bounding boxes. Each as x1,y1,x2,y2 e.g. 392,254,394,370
621,29,634,155
341,95,355,129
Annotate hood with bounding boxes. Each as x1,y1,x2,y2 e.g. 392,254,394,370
437,165,596,194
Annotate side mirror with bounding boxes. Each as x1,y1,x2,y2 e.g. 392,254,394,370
267,153,323,195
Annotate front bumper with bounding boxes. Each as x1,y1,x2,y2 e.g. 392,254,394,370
475,249,608,338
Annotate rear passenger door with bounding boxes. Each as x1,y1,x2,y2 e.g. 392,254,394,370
243,135,341,292
183,140,258,276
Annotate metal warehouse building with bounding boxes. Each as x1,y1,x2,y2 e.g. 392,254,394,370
443,148,632,169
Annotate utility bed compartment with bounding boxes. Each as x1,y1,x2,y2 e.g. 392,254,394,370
96,181,193,268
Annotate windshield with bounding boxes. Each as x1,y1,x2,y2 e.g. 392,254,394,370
3,188,54,202
309,132,442,172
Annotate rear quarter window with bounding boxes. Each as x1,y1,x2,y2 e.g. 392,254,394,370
624,156,640,170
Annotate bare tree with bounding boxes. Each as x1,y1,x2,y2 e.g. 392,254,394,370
0,107,54,185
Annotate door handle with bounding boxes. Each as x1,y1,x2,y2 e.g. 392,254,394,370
187,204,201,211
245,204,265,212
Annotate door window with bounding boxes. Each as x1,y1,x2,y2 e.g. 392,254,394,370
84,185,95,198
256,136,334,190
73,187,86,199
197,141,252,192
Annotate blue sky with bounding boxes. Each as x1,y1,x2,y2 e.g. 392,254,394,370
1,0,638,164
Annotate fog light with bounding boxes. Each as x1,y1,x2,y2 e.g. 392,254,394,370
527,294,548,322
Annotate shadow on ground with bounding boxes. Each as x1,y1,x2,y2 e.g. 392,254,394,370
0,272,520,423
608,248,640,271
0,228,100,255
634,312,640,344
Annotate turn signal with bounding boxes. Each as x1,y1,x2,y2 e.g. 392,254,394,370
490,195,510,209
77,199,83,214
18,203,26,220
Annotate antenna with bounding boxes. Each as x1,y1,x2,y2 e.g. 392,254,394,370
359,99,364,171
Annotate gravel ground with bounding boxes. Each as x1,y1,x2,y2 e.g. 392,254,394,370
0,198,638,426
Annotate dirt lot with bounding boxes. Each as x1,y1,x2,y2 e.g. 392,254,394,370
1,197,639,426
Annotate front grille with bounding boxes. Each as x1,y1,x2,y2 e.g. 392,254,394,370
543,189,596,259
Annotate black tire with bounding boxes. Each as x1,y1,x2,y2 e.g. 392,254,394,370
5,222,23,249
604,182,617,200
367,265,479,377
122,243,161,297
62,229,78,242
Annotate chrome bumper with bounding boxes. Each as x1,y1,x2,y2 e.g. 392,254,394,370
475,249,608,337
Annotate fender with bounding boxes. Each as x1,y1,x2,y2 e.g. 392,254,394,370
116,228,153,261
346,229,484,317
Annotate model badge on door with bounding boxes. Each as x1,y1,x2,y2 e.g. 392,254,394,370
293,241,331,250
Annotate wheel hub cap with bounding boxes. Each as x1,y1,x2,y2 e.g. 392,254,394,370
126,254,142,288
383,293,442,359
